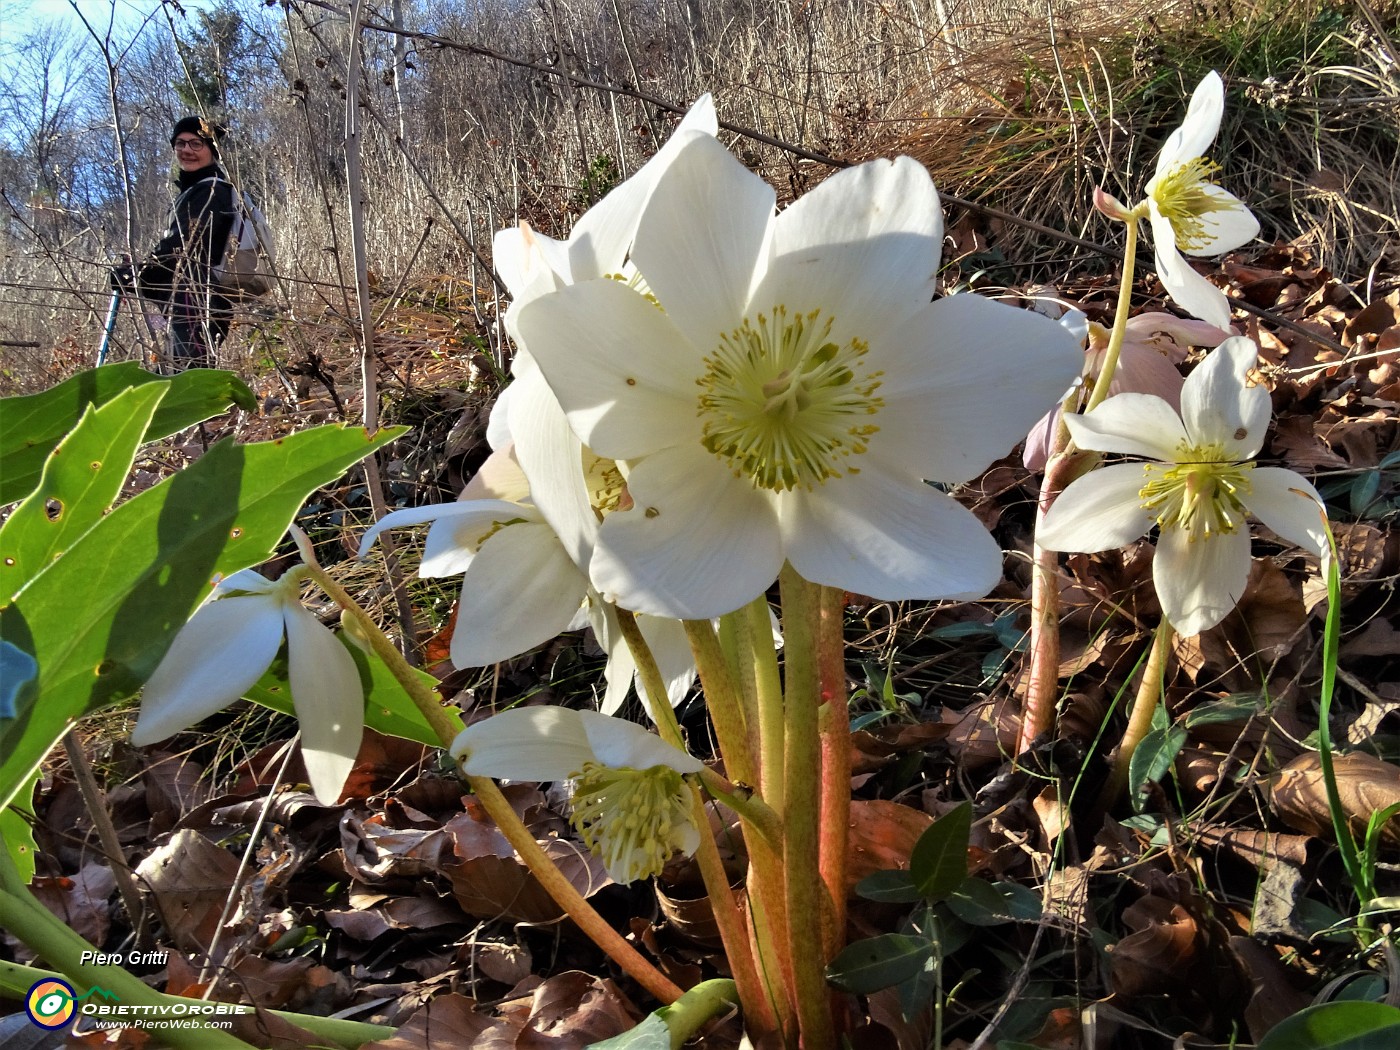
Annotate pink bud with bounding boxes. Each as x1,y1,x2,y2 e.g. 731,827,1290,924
1093,187,1132,221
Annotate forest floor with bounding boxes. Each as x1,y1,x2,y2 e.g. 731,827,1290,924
7,227,1398,1049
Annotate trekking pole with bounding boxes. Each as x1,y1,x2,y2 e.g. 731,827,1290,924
96,287,122,366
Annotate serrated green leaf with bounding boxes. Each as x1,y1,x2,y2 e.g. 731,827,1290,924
1,384,167,602
826,933,935,995
0,424,404,811
0,364,255,505
245,637,461,748
910,801,971,901
585,1014,670,1050
855,869,923,904
1256,1001,1400,1050
0,767,40,884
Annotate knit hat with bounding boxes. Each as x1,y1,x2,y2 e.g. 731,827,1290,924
170,116,222,157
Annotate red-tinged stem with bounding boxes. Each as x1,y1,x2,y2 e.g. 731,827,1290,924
817,585,849,961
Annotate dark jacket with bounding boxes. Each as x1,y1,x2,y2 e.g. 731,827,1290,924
136,163,237,307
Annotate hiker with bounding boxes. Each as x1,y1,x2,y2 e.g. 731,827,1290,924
111,116,236,372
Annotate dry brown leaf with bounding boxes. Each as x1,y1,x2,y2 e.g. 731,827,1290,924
361,993,514,1050
501,971,641,1048
1108,896,1201,998
135,829,243,954
1228,936,1314,1042
27,864,117,949
846,799,935,890
1271,750,1400,847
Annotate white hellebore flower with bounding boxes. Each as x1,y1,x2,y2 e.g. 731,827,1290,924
357,413,695,718
516,133,1083,619
1143,71,1260,330
1038,337,1328,636
132,568,364,804
453,707,703,883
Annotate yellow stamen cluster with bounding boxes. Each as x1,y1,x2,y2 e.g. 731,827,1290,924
583,454,629,518
569,761,691,883
696,305,883,491
1138,443,1255,541
1151,156,1229,252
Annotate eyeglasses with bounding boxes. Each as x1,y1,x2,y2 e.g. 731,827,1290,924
172,138,209,152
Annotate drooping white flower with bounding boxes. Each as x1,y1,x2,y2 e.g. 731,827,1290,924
452,706,703,883
1024,310,1232,469
358,384,695,717
515,134,1084,619
1142,71,1260,329
132,568,364,804
1037,337,1328,636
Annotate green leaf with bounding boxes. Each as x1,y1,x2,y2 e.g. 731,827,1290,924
826,933,935,995
0,768,40,884
1,384,167,602
0,364,255,505
909,801,971,901
946,877,1042,925
1256,1001,1400,1050
855,869,924,904
1184,691,1265,727
1127,723,1187,809
0,424,404,811
586,1014,671,1049
245,637,461,748
0,639,36,720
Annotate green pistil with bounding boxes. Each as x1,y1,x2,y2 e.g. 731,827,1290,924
1138,444,1254,541
1152,156,1229,251
570,762,692,883
696,305,883,491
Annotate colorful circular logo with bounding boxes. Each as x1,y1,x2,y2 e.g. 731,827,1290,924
25,979,76,1029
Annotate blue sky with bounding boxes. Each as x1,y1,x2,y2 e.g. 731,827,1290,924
0,0,220,47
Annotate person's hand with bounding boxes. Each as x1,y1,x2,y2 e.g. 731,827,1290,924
109,263,135,291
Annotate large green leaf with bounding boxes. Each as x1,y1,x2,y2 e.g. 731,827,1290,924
0,424,404,811
245,637,462,749
826,933,935,995
1257,1002,1400,1050
0,364,255,506
910,800,971,902
0,384,166,603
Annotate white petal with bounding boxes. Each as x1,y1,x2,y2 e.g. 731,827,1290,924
453,706,595,781
591,445,783,620
1063,394,1187,460
1180,337,1269,457
449,522,589,667
1153,524,1251,636
598,605,636,717
459,445,533,504
516,279,703,460
578,710,702,773
1037,464,1157,553
1112,341,1186,408
751,156,941,343
508,369,597,568
874,295,1084,483
212,568,279,598
492,223,569,301
1022,405,1061,471
1247,468,1328,556
1155,71,1223,173
783,471,1002,601
132,595,284,744
1181,186,1259,256
637,614,696,712
284,603,364,804
1150,215,1233,329
1123,313,1232,360
358,499,534,577
628,133,775,347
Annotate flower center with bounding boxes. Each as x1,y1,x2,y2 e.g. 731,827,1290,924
583,453,630,518
696,306,883,492
1151,156,1230,252
1138,443,1255,541
569,761,692,883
